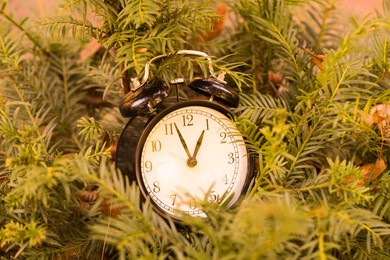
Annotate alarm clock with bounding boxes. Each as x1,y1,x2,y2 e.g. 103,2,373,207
116,50,254,221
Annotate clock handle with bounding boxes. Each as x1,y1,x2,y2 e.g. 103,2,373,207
130,50,226,91
120,79,170,117
188,76,239,108
119,50,238,117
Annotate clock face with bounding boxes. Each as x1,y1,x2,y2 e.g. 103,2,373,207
136,101,250,219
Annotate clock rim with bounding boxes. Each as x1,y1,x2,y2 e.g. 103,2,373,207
135,99,254,221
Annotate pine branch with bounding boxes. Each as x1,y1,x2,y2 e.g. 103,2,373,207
0,7,47,54
296,0,341,51
42,0,220,77
1,0,390,258
237,92,288,124
116,0,161,29
40,16,103,40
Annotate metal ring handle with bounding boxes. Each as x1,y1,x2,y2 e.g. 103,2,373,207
131,50,226,91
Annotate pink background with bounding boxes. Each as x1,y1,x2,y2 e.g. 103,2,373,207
8,0,384,19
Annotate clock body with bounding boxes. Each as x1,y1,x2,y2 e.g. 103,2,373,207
131,100,252,220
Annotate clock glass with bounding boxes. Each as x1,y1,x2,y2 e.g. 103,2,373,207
136,101,250,219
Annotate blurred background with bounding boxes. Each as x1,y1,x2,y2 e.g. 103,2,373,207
8,0,384,19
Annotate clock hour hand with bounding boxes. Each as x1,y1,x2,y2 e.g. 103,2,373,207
174,123,192,161
191,130,205,161
186,130,205,168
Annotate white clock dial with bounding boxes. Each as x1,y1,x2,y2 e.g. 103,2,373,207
136,101,249,219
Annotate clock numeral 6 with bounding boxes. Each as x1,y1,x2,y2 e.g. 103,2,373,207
189,198,197,210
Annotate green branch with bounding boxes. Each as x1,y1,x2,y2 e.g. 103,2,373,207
0,9,48,53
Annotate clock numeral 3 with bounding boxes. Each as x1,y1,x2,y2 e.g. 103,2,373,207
228,152,235,164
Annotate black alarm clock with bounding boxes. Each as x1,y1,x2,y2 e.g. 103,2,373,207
116,50,254,221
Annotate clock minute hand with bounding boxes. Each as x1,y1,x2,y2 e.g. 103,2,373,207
174,123,192,160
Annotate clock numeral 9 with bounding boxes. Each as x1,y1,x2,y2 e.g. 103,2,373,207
144,161,153,172
182,114,193,127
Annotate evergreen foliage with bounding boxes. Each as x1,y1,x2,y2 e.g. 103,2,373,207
0,0,389,259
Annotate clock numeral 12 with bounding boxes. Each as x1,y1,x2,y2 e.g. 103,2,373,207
182,114,194,127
